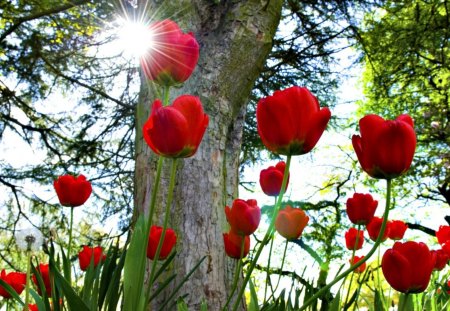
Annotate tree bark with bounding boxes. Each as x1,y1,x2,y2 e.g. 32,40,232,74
134,1,282,309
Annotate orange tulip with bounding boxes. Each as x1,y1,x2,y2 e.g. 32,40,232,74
275,206,309,240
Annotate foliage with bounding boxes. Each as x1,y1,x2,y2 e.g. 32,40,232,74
357,0,450,205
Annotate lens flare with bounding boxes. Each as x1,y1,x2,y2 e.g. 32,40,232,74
116,18,153,59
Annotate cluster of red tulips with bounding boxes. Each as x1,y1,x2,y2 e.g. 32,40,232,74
1,16,448,310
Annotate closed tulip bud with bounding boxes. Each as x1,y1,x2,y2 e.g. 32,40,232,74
53,174,92,207
349,256,366,273
382,241,435,293
275,206,309,240
143,95,209,158
366,216,389,242
140,19,199,86
436,225,450,245
32,263,52,295
388,220,408,240
345,227,364,250
346,193,378,225
0,269,26,298
78,246,106,271
352,114,416,179
223,231,250,259
431,249,449,271
225,199,261,236
147,226,177,260
256,86,331,156
259,161,289,196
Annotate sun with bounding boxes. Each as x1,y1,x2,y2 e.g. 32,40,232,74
115,18,154,59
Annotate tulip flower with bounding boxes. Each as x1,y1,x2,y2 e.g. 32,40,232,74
140,19,199,86
436,225,450,245
0,269,26,298
366,216,389,242
53,174,92,207
259,161,290,196
256,86,331,156
352,114,416,179
431,249,449,271
346,193,378,225
32,263,52,295
349,256,366,273
275,206,309,240
345,228,364,250
28,304,39,311
143,95,209,158
225,199,261,236
382,241,435,293
223,231,250,259
78,246,106,271
388,220,408,240
147,226,177,260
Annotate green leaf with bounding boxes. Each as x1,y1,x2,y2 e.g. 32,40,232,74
248,278,260,311
50,260,90,311
29,289,48,311
329,290,341,311
0,279,24,305
176,298,189,311
123,215,148,311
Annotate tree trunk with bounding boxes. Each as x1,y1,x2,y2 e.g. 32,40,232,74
134,1,282,309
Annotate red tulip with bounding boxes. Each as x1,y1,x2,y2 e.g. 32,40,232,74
436,225,450,245
53,174,92,207
366,216,389,242
0,269,26,298
256,86,331,155
143,95,209,158
78,246,106,271
223,231,250,259
388,220,408,240
352,114,416,179
346,193,378,225
140,19,199,86
147,226,177,260
431,249,449,271
32,263,52,295
382,241,435,293
275,206,309,240
259,161,290,196
349,256,366,273
345,228,364,250
225,199,261,236
28,304,39,311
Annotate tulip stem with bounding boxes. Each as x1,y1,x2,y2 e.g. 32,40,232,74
67,206,74,282
162,86,170,106
263,196,277,303
298,179,392,311
343,224,361,308
231,154,292,311
24,249,31,311
271,239,289,297
148,158,179,285
147,156,164,233
223,238,246,310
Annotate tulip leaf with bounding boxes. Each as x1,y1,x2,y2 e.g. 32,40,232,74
248,278,260,311
176,298,189,311
29,289,47,311
50,260,90,311
123,214,148,311
0,279,24,305
329,290,341,311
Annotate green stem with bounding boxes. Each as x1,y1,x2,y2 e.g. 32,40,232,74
147,156,164,233
263,196,278,302
231,155,292,311
67,206,74,282
299,179,392,311
343,224,361,309
162,85,170,106
271,239,289,296
24,250,31,310
399,293,410,311
148,158,179,285
223,238,246,311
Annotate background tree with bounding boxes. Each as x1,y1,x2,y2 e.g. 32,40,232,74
356,0,450,208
